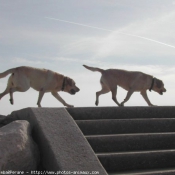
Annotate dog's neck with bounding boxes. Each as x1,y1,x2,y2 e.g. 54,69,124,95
149,77,155,92
61,76,67,91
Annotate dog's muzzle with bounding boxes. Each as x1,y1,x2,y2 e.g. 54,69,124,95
70,88,80,95
70,89,76,95
159,89,166,95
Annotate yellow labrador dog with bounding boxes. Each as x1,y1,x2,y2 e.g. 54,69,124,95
0,66,80,107
83,65,166,106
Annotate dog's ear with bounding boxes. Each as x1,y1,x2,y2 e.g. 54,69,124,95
155,78,163,88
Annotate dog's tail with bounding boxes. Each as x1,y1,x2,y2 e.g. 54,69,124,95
0,68,16,78
83,65,104,73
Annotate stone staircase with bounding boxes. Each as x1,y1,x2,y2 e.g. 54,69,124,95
67,107,175,175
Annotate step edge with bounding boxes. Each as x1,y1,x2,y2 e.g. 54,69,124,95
97,149,175,156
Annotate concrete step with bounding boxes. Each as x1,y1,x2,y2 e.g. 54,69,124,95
1,108,108,174
76,118,175,135
68,107,175,174
86,133,175,153
97,150,175,172
108,168,175,175
67,106,175,120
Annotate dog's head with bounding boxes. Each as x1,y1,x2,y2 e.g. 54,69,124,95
63,77,80,95
153,78,166,95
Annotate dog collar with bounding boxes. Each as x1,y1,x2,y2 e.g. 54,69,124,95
149,77,155,92
61,77,67,91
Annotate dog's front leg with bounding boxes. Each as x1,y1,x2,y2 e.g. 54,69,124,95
121,89,134,106
140,90,155,106
51,91,74,107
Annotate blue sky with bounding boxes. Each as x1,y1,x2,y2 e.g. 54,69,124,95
0,0,175,115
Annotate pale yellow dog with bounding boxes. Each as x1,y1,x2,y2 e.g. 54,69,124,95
83,65,166,106
0,66,80,107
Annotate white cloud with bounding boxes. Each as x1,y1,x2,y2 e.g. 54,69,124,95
49,11,175,66
92,11,175,62
52,56,102,65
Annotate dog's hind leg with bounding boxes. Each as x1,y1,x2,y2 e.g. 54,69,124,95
111,86,121,106
2,74,30,104
37,89,45,107
9,88,15,104
95,84,110,106
0,86,18,105
0,76,14,103
0,88,9,100
8,87,21,105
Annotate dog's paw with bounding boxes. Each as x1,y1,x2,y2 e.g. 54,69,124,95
67,105,74,108
149,104,157,107
95,100,99,106
120,102,124,107
9,98,13,105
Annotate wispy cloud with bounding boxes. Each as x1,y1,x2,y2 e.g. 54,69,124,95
12,57,47,65
52,56,175,76
52,57,102,65
45,17,175,49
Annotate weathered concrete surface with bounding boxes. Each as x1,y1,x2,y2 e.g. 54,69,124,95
0,108,107,174
76,118,175,135
98,150,175,172
2,106,175,174
67,106,175,120
0,120,39,171
68,106,175,175
0,115,6,127
86,133,175,153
